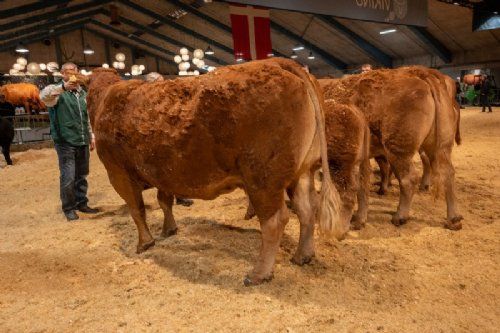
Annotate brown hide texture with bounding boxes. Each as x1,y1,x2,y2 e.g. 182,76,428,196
0,83,45,113
324,101,370,223
320,67,458,160
87,60,320,220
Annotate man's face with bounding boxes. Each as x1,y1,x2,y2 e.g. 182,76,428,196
61,65,78,81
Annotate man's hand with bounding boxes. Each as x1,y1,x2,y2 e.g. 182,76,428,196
90,137,96,151
64,80,78,91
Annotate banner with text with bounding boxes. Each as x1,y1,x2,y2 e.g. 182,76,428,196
226,0,428,27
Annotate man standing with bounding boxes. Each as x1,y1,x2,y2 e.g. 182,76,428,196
40,62,98,221
480,75,493,113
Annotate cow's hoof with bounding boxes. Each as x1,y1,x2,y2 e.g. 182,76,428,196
7,161,13,166
291,253,314,266
160,227,178,238
419,184,430,192
243,273,274,286
244,211,256,220
350,216,366,230
377,188,386,196
444,216,463,231
391,216,408,227
136,239,155,254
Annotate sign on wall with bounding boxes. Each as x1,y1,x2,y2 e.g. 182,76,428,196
227,0,428,27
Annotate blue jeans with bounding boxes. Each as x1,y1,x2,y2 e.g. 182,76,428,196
55,143,89,213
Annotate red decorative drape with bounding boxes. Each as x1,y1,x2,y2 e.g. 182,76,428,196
229,3,272,61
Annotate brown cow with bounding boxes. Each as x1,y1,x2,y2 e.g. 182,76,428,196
324,101,371,230
0,83,45,114
370,68,462,195
320,66,462,230
87,58,345,285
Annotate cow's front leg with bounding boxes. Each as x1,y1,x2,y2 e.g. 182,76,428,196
157,190,178,237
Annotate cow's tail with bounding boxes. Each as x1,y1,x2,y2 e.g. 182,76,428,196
453,100,462,145
427,77,448,200
360,118,372,193
273,59,344,239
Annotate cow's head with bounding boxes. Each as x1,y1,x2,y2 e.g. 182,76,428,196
86,68,121,126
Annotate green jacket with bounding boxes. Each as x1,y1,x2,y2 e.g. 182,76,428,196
43,84,91,146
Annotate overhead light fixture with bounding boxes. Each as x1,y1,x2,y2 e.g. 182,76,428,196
205,45,214,55
453,2,459,5
292,45,304,51
15,42,29,53
267,52,274,57
291,51,298,59
307,51,315,60
236,57,244,62
380,28,397,35
83,44,94,55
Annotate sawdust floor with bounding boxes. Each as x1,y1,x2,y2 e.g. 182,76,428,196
0,107,499,333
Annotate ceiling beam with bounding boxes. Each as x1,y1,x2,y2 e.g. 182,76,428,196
407,26,452,63
99,9,227,65
270,21,347,69
118,0,234,56
88,20,178,67
166,0,346,68
0,20,87,53
0,8,101,42
315,15,393,68
84,27,177,70
0,0,112,32
163,0,287,57
0,0,71,19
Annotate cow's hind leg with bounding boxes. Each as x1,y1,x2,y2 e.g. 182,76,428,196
419,150,432,192
290,172,317,265
244,193,288,286
157,190,178,237
375,156,391,195
1,143,12,165
108,172,154,253
352,156,371,230
388,153,419,226
428,148,463,230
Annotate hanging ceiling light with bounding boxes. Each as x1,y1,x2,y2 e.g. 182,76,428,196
307,51,315,60
15,42,29,53
83,44,94,55
292,44,304,51
205,45,214,55
290,51,298,59
379,28,397,35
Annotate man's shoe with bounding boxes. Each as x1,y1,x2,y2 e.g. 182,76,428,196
176,198,194,207
78,205,99,214
65,210,79,221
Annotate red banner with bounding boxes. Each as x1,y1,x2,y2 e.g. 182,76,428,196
229,3,272,61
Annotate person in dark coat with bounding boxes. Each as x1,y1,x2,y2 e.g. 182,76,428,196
480,75,492,113
0,94,15,165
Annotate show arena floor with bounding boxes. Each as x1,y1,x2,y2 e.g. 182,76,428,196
0,107,499,332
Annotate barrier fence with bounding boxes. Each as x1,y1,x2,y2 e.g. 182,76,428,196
4,114,51,144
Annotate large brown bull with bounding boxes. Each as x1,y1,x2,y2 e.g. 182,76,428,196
320,66,462,230
87,58,344,285
0,83,45,114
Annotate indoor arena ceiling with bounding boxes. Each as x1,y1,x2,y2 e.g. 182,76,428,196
0,0,499,74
